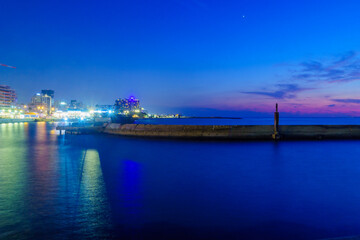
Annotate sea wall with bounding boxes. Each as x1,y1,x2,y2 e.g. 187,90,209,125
104,123,360,140
104,123,274,139
279,125,360,139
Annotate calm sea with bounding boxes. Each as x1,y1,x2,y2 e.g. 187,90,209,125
1,119,360,239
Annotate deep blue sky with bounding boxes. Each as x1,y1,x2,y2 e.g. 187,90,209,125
2,0,360,116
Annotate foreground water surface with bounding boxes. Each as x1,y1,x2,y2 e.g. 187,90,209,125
1,121,360,239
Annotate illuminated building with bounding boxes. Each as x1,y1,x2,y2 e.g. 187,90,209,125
41,90,54,99
41,95,52,113
129,97,140,110
29,93,47,115
95,105,114,113
92,105,114,118
41,90,54,114
0,85,16,108
55,100,68,111
28,102,48,115
68,100,83,110
31,93,42,104
29,91,54,115
114,97,140,113
112,97,147,122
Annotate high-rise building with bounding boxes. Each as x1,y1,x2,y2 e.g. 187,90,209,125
41,90,54,99
41,90,54,113
41,95,52,112
128,96,140,110
114,97,140,113
0,85,16,108
31,93,42,104
29,91,54,114
114,98,130,111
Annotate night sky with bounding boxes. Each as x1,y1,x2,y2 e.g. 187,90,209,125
2,0,360,116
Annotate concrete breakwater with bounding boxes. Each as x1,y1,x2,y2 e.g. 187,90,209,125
104,123,273,139
104,123,360,140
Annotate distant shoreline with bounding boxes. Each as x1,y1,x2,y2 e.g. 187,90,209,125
181,116,243,119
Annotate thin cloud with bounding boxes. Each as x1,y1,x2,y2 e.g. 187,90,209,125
332,51,357,66
243,84,312,99
301,61,324,72
292,51,360,83
332,99,360,104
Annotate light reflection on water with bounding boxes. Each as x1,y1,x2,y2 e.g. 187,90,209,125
0,123,112,239
2,122,360,239
0,123,28,239
76,150,112,238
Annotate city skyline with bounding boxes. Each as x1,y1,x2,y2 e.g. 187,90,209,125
2,0,360,116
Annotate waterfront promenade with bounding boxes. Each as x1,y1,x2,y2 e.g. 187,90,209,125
0,119,35,124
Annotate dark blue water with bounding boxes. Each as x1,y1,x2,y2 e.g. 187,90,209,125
1,122,360,239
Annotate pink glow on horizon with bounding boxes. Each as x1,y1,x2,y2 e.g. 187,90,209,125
185,96,360,116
